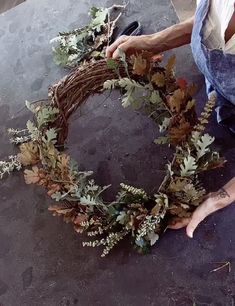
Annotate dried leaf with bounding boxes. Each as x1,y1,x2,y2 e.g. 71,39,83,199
165,54,176,78
103,79,118,90
168,89,185,113
18,142,39,166
150,90,162,104
51,192,64,202
36,106,59,128
180,155,197,177
183,184,206,201
159,117,171,133
45,128,57,144
176,78,187,90
169,120,191,144
169,205,192,218
152,72,165,87
48,205,75,216
57,154,70,170
132,54,148,76
154,136,169,145
187,83,197,97
90,8,108,32
194,134,215,159
26,120,40,141
24,166,40,184
74,214,89,225
47,183,61,197
57,154,70,179
169,179,188,192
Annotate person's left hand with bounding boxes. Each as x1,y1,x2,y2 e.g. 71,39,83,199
168,189,232,238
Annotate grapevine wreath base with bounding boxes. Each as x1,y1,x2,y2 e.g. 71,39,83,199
3,52,226,257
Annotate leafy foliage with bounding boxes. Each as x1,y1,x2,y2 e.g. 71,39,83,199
180,155,197,177
50,5,126,67
0,155,22,179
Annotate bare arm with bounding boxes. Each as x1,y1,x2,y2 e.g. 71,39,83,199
106,17,194,58
169,177,235,237
147,16,194,53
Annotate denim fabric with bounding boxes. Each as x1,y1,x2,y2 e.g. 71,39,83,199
191,0,235,132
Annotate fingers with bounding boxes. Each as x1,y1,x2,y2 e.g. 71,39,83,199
106,35,128,58
112,42,129,59
168,217,191,229
186,199,218,238
168,195,229,238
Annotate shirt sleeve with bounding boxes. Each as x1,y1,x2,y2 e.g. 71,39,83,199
196,0,201,5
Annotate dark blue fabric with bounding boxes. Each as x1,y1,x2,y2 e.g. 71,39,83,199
191,0,235,132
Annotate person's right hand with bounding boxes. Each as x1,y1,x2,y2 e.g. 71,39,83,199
106,34,155,59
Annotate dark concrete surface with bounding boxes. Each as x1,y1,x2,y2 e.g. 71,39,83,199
0,0,234,305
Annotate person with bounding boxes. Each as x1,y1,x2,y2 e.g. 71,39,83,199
106,0,235,238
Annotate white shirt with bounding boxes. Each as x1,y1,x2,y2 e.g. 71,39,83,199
197,0,235,53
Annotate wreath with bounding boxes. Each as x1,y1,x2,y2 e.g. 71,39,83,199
1,5,226,257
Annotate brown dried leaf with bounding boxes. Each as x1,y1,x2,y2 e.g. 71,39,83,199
74,214,89,225
168,179,188,192
187,83,197,97
151,203,161,216
24,166,40,184
18,142,39,166
57,154,70,171
152,72,165,87
208,157,227,169
169,119,191,144
169,205,192,218
132,54,148,76
48,205,75,217
165,54,176,78
168,89,185,113
47,183,61,197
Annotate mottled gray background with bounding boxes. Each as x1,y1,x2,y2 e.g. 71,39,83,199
0,0,234,305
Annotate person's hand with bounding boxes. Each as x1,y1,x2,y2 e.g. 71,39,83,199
106,34,155,59
168,188,233,238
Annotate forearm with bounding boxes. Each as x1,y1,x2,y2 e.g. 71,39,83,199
148,17,194,53
213,177,235,207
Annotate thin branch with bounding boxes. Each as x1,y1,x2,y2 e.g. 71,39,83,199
210,261,231,273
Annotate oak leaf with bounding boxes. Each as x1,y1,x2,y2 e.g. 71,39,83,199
168,89,185,113
165,54,176,78
180,155,197,177
152,72,165,87
169,120,191,144
169,179,188,192
74,214,89,225
24,166,40,184
132,54,148,76
48,205,75,217
47,183,61,197
169,205,192,218
57,154,70,170
18,142,39,166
